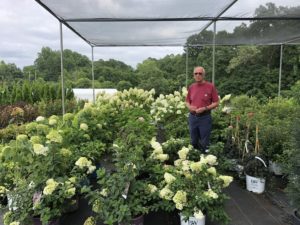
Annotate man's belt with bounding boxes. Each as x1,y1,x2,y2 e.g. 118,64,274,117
190,110,211,117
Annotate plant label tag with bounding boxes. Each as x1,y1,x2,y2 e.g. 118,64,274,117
122,182,130,199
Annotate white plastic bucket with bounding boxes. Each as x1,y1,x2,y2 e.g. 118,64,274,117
180,214,205,225
246,174,266,194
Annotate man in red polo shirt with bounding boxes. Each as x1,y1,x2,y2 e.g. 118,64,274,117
186,66,219,153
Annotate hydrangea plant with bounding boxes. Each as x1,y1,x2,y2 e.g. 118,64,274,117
148,142,233,224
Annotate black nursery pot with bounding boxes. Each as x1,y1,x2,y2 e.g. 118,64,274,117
293,210,300,225
132,215,144,225
0,196,8,206
119,215,144,225
32,217,60,225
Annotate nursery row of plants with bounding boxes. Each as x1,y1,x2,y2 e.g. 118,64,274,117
0,81,74,105
0,80,83,130
0,88,232,225
0,85,300,225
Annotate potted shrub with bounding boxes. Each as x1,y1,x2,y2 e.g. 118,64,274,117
84,167,152,225
260,125,287,176
1,115,96,225
3,155,94,225
242,124,268,194
244,155,268,194
82,106,159,225
151,145,233,225
3,176,79,225
225,113,255,178
260,98,297,176
150,88,189,140
286,119,300,224
0,185,8,206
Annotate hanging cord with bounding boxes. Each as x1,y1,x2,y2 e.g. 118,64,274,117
254,156,267,168
242,121,251,161
254,124,260,155
234,116,241,158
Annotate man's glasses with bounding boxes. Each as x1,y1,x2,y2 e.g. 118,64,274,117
194,72,203,76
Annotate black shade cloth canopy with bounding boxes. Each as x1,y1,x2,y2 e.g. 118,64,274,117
36,0,300,46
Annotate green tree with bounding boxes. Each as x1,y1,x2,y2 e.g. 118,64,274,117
94,59,135,86
136,58,171,95
100,80,115,88
75,78,92,88
117,80,132,91
0,60,23,81
14,82,23,102
34,47,61,81
22,81,33,103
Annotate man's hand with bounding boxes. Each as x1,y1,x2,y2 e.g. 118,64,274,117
189,105,197,112
195,107,206,114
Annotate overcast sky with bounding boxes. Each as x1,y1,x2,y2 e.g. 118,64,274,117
0,0,298,70
0,0,184,69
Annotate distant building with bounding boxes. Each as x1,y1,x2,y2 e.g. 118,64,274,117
72,88,117,102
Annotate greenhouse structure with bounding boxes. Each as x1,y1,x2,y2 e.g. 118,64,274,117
35,0,300,113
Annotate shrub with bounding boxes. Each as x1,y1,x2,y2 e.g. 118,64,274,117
286,118,300,211
37,99,79,117
0,124,26,143
0,102,38,128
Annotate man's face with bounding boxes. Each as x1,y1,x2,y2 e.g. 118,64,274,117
193,67,205,82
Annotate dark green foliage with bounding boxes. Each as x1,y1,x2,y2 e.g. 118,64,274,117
259,98,297,162
135,59,172,96
283,81,300,104
162,115,189,141
286,119,300,211
37,99,78,117
0,124,26,143
117,80,132,91
22,81,33,103
0,81,74,105
34,47,91,82
0,60,23,81
114,108,156,149
208,142,233,172
244,155,268,178
94,59,134,85
34,47,61,81
10,83,17,104
75,78,92,88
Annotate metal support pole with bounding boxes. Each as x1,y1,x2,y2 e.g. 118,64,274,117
60,22,65,115
278,44,283,97
185,46,189,88
91,46,95,104
212,21,216,84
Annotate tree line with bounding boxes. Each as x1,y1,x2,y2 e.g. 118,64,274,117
0,3,299,100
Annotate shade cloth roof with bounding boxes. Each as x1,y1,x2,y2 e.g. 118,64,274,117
36,0,300,46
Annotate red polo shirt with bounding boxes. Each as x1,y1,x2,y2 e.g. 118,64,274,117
186,82,219,108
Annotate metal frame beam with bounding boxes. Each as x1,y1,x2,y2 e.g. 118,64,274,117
278,44,283,97
59,22,65,115
91,46,95,103
64,16,300,22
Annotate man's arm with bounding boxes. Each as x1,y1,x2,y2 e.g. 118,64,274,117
186,101,197,112
195,100,219,114
207,100,219,110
